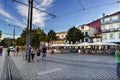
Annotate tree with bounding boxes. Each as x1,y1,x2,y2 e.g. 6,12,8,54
16,27,47,48
32,28,46,48
66,26,84,44
48,29,57,44
1,38,13,47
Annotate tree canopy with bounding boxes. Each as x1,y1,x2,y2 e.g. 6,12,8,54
66,26,84,44
15,27,47,48
48,29,57,43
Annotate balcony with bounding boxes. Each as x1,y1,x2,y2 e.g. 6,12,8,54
101,18,120,25
102,27,120,33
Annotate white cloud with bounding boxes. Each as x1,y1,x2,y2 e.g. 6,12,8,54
16,0,54,28
0,4,26,28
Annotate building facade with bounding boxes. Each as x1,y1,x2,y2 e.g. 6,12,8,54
53,31,67,44
101,11,120,44
77,25,97,43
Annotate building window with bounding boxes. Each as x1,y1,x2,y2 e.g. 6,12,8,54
109,24,114,31
104,18,110,22
112,16,118,20
102,33,107,40
119,33,120,39
85,39,88,42
110,33,114,40
81,26,84,29
118,24,120,29
85,32,88,36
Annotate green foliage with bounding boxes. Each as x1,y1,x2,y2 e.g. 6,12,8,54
48,29,57,43
1,38,13,47
32,28,46,47
66,26,84,44
15,27,47,48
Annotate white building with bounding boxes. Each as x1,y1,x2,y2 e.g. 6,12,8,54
77,24,97,43
101,11,120,44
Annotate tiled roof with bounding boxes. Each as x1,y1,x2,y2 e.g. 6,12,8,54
87,19,101,31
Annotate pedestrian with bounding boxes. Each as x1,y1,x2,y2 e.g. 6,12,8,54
13,47,16,56
36,49,41,61
0,46,3,56
7,47,11,56
16,46,19,55
42,45,47,61
31,48,35,62
115,45,120,79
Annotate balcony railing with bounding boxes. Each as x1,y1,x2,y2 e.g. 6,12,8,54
102,27,120,32
101,18,120,25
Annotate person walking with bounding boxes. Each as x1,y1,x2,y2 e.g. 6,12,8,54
36,49,41,61
7,47,11,56
16,46,19,55
31,48,35,62
115,45,120,80
0,46,3,56
42,45,47,61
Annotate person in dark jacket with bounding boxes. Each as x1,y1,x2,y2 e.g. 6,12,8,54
42,46,47,61
36,49,41,61
7,47,11,56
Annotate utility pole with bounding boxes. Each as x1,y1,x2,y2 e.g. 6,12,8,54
13,26,15,47
8,24,20,47
25,0,31,60
28,0,34,62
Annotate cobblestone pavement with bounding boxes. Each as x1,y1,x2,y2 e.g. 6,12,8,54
0,49,6,78
11,52,118,80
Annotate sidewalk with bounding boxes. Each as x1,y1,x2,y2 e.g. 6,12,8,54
10,52,117,80
0,49,6,78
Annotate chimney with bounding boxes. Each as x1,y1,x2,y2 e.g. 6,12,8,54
103,13,105,17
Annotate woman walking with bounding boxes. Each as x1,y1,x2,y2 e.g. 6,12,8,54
31,48,35,62
36,49,41,61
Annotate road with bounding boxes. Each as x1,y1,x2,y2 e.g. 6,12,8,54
11,53,117,80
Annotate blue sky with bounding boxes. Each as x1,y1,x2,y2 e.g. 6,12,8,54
0,0,120,38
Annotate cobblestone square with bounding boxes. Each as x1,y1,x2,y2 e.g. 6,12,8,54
9,52,118,80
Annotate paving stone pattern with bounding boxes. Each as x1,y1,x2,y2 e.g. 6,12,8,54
11,53,118,80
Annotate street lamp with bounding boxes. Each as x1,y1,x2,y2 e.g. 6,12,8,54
28,0,34,62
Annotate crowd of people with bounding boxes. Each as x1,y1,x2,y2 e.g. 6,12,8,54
77,47,116,55
28,45,47,62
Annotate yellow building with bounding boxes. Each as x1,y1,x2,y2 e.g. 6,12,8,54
53,31,67,44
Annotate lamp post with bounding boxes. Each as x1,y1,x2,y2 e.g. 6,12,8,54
28,0,33,62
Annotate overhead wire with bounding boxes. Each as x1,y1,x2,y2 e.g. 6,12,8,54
58,1,120,17
78,0,85,10
10,0,56,18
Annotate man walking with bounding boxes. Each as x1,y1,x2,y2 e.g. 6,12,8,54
42,45,47,61
115,45,120,79
7,47,11,56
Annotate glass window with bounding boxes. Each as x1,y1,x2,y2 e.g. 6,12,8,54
110,33,114,40
112,16,118,20
85,32,88,36
85,39,88,42
104,18,110,22
102,33,107,40
119,33,120,39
